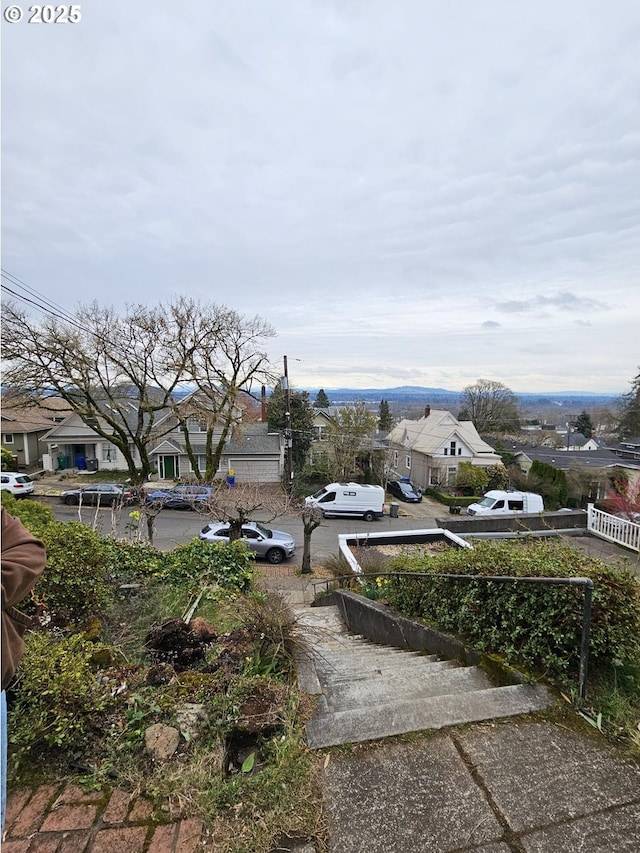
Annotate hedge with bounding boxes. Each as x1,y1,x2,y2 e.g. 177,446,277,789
383,538,640,678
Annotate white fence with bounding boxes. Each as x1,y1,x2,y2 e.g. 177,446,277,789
587,504,640,553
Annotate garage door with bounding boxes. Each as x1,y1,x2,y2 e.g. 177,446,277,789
229,459,281,483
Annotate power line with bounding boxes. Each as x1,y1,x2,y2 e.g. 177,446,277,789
1,269,80,327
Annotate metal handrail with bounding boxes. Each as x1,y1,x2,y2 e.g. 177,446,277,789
312,571,594,700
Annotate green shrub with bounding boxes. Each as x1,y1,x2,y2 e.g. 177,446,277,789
103,537,164,583
384,539,640,677
158,539,255,597
36,521,113,624
422,488,478,508
0,492,55,536
1,446,15,471
454,462,489,496
9,632,115,770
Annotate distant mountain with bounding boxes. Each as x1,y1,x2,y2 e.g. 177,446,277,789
302,386,618,411
307,386,459,404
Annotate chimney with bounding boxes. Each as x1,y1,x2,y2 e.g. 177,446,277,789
261,386,267,422
424,405,431,419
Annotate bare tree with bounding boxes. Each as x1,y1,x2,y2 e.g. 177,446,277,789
326,401,377,481
1,298,276,485
300,504,323,574
166,298,276,481
202,482,292,541
460,379,520,433
1,300,182,483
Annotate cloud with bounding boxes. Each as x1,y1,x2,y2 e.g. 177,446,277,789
1,0,638,394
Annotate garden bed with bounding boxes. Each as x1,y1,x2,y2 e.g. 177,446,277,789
338,527,471,575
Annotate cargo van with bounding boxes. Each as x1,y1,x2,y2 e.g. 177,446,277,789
467,490,544,516
305,482,385,521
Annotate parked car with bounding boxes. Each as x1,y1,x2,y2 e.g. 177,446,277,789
59,483,138,507
144,484,214,510
386,479,422,503
0,472,35,498
199,521,296,564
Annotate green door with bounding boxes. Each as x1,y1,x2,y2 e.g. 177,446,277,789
161,456,176,479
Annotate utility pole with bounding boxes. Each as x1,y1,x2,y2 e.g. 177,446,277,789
282,356,293,493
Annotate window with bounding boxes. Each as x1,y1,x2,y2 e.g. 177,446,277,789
242,528,260,540
507,500,524,511
450,441,456,455
393,450,398,467
102,444,116,462
319,491,336,503
458,447,462,455
187,417,207,432
406,454,411,469
314,425,325,440
4,434,14,444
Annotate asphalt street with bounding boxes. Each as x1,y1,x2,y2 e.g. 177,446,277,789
40,496,441,565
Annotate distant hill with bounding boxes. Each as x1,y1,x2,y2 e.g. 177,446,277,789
303,386,618,412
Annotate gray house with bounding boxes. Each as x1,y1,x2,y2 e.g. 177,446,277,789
1,397,73,470
387,407,502,489
149,421,284,483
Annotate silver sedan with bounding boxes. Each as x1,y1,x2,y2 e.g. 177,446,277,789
199,521,296,564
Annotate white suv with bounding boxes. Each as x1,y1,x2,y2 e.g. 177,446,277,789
0,473,35,498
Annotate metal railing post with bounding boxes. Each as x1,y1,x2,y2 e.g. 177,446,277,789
579,580,594,701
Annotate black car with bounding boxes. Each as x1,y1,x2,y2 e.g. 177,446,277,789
386,480,422,503
59,483,138,507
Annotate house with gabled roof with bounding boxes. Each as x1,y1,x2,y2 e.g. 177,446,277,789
1,396,73,470
386,406,502,489
41,409,144,472
40,389,284,483
148,421,284,483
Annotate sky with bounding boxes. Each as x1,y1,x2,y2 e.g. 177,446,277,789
1,0,639,395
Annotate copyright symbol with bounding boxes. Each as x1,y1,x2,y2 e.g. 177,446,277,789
3,5,23,22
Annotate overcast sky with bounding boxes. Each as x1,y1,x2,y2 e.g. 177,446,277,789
2,1,638,394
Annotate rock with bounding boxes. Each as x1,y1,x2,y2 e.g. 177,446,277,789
176,703,209,741
145,723,180,761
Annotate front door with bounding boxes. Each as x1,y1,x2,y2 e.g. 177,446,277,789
160,456,178,479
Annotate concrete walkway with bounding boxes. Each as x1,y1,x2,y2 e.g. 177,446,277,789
290,599,640,853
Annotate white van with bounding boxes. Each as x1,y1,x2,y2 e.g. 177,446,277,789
467,490,544,516
305,482,385,521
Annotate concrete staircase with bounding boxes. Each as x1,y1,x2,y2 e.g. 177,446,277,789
294,604,552,749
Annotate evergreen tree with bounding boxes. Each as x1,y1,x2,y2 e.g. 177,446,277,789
314,388,330,408
617,369,640,439
575,410,594,438
529,460,568,509
267,385,315,473
378,399,392,432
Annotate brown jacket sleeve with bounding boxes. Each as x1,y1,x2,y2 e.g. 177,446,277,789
1,507,47,690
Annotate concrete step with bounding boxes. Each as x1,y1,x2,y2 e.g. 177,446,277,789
321,666,493,711
306,683,552,749
312,657,455,681
311,649,440,669
295,602,554,749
